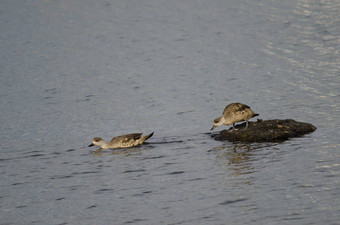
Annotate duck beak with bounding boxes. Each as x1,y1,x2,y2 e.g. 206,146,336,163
210,126,215,131
88,143,94,147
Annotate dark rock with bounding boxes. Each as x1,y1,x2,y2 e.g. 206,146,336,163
212,119,316,143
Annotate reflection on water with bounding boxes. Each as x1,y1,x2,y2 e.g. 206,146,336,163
213,143,274,186
211,142,285,191
92,147,145,157
216,144,255,186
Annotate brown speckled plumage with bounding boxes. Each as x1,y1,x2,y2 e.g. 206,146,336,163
89,132,154,149
211,103,259,130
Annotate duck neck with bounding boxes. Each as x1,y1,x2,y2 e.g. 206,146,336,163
100,142,109,149
218,116,225,126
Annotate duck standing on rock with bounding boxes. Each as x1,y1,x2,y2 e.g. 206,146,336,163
211,103,259,131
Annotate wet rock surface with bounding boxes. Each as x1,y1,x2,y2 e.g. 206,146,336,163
212,119,316,142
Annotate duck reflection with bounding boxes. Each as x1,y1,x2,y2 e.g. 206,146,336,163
92,147,146,157
213,144,255,185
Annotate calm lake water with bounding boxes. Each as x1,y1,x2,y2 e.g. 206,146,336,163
1,0,339,224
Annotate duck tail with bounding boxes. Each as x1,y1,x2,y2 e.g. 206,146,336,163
140,132,154,143
253,113,259,118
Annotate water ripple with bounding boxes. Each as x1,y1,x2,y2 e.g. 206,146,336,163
219,198,248,205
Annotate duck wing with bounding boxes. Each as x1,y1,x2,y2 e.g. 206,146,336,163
223,103,250,114
111,133,142,142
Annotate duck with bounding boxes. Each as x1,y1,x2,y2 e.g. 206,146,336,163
211,103,259,130
88,132,154,149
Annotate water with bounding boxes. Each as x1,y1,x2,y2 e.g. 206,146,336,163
0,0,339,224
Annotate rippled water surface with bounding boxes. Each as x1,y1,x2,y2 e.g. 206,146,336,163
1,0,339,224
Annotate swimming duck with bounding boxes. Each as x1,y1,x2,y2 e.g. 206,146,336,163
88,132,154,149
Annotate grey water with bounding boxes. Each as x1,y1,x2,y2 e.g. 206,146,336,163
0,0,339,224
